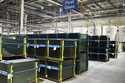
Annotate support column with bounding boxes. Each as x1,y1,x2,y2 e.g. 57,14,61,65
101,25,103,35
19,0,28,58
24,14,28,34
54,19,58,33
19,0,24,34
0,23,2,60
23,14,28,58
68,11,72,33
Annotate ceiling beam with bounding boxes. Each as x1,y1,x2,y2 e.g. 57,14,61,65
94,2,104,9
82,0,108,5
0,0,12,8
25,3,56,16
89,6,123,12
34,2,57,15
107,0,117,8
25,8,53,18
7,4,53,19
25,0,39,3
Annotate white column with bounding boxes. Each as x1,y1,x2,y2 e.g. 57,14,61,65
24,14,28,34
20,0,24,34
68,11,72,33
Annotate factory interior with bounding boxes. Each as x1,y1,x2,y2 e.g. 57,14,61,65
0,0,125,83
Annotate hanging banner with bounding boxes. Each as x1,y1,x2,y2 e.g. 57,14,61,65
63,0,78,12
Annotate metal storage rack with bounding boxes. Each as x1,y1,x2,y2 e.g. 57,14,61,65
46,39,77,82
0,35,38,83
27,35,77,83
0,58,38,83
88,36,109,62
1,35,27,59
27,33,88,75
48,33,88,74
67,33,88,74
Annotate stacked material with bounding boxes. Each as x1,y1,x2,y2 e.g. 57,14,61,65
67,33,88,74
27,33,88,75
47,33,88,74
109,41,118,58
0,35,38,83
88,36,109,62
0,58,37,83
27,34,77,82
48,33,88,74
2,35,24,58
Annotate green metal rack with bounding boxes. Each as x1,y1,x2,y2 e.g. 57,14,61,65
1,35,27,59
0,58,38,83
0,35,39,83
27,38,77,83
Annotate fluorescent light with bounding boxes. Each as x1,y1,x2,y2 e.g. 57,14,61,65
46,0,62,6
0,0,4,3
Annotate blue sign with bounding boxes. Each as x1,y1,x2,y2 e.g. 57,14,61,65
63,0,78,12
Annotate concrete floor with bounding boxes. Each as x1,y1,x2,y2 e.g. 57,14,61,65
42,52,125,83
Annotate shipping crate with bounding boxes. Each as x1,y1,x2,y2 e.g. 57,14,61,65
0,58,38,83
88,36,109,62
39,60,75,82
2,35,24,57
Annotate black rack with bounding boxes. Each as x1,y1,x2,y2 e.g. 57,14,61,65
27,34,77,82
27,33,88,82
1,35,26,59
68,33,88,74
0,35,38,83
88,36,110,62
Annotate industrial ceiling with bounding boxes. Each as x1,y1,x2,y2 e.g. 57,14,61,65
0,0,124,33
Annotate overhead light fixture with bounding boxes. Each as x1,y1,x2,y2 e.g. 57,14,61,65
46,0,62,6
78,0,87,2
40,6,44,10
123,3,125,6
48,3,53,6
0,0,4,3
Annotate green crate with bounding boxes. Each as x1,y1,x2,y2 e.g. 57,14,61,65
0,58,38,83
39,60,75,82
1,35,27,59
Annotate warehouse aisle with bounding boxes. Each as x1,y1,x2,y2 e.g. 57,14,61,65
42,53,125,83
